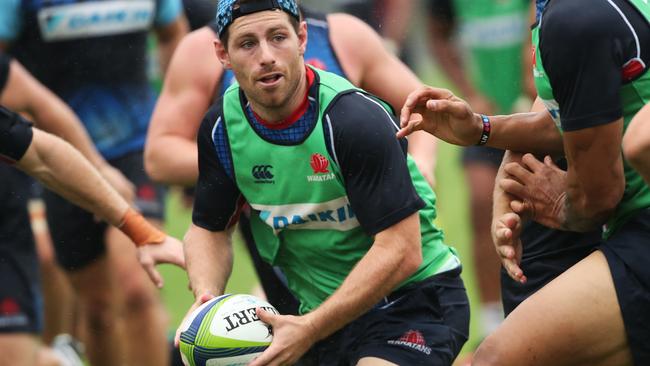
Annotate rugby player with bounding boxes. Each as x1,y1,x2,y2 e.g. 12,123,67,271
0,1,189,365
179,0,469,365
145,0,438,318
624,102,650,185
399,0,650,364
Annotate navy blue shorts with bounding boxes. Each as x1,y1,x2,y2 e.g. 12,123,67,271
45,151,166,271
462,146,504,167
0,166,42,333
501,221,600,315
305,267,469,365
601,208,650,366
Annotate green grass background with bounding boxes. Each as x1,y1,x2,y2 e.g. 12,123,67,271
158,69,485,354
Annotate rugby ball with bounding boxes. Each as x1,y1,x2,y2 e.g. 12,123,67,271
179,294,277,366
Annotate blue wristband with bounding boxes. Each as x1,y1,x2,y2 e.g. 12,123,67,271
477,114,491,146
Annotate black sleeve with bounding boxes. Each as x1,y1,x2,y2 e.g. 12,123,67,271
0,105,34,163
540,0,649,131
0,53,10,95
428,0,455,23
326,92,425,236
192,103,243,231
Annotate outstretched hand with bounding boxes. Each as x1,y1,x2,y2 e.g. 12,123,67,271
248,309,318,366
137,235,186,288
396,86,481,146
492,212,526,283
499,154,568,230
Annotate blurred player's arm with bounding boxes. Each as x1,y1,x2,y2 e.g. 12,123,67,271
378,0,414,54
329,13,438,186
1,58,135,201
7,121,184,286
145,28,221,185
153,0,189,74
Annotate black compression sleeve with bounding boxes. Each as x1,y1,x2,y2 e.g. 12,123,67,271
0,106,33,163
192,103,243,231
326,92,425,236
540,0,650,131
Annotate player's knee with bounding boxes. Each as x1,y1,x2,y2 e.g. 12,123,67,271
472,334,509,366
622,132,650,170
121,274,159,315
83,293,118,333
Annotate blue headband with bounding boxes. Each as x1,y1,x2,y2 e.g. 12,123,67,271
215,0,300,37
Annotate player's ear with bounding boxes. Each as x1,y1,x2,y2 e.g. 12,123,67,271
214,39,231,69
297,21,307,56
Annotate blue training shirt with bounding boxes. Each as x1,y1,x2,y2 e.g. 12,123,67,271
1,0,183,160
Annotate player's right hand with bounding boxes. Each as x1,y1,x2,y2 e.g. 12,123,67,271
396,86,482,146
175,293,216,347
492,212,527,284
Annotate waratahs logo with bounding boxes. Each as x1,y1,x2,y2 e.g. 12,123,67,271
308,153,335,182
310,153,329,174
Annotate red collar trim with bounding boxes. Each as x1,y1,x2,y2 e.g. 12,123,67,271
253,66,314,130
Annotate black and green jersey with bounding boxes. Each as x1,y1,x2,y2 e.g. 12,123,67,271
194,67,460,313
533,0,650,237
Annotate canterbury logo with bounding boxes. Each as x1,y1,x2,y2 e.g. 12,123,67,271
252,165,274,181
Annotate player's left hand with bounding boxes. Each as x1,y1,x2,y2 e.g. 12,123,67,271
248,309,318,366
136,235,186,288
499,154,568,230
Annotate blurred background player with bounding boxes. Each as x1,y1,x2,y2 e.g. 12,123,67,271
0,1,188,365
426,0,534,339
0,103,184,366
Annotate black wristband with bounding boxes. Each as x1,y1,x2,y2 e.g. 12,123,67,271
476,114,491,146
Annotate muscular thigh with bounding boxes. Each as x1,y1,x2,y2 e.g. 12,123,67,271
476,250,632,366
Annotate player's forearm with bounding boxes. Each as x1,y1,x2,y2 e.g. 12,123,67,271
561,169,623,232
486,111,563,155
430,40,477,99
184,224,233,299
305,214,422,341
145,135,199,185
29,94,107,168
17,130,128,226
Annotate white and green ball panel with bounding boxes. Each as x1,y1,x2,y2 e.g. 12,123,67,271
179,294,274,366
